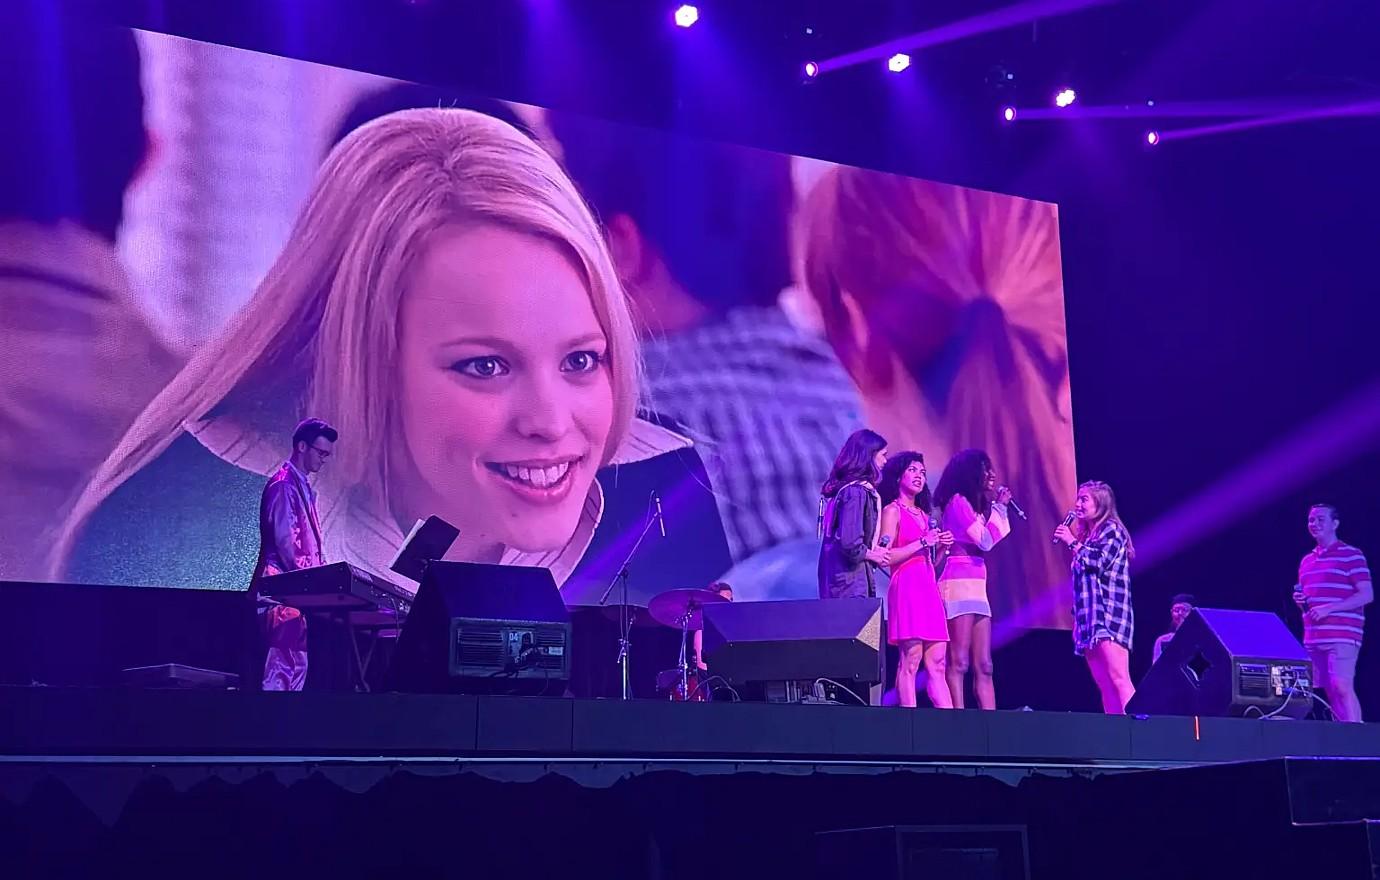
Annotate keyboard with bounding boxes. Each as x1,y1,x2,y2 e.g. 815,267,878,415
261,562,413,619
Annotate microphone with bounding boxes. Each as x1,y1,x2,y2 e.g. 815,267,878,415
653,491,666,537
1053,511,1074,545
928,515,939,565
999,488,1028,520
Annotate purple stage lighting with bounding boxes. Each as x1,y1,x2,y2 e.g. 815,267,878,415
1054,88,1077,108
888,53,911,73
803,61,820,78
673,4,699,27
1002,105,1017,122
1146,130,1160,146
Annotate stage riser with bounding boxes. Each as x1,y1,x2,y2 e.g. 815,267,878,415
4,686,1380,769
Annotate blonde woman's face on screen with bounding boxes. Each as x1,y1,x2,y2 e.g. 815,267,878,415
395,223,615,554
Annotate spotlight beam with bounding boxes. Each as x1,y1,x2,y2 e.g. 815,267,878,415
1009,97,1380,122
1160,99,1380,142
816,0,1124,75
993,375,1380,646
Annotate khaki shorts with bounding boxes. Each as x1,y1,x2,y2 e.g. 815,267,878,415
1307,642,1360,691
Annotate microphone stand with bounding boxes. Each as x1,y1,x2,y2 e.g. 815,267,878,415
598,496,663,700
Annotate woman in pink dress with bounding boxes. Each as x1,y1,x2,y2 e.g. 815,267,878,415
878,451,955,708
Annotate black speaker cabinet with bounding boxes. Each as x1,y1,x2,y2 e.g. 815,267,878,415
1127,607,1313,718
702,597,882,690
816,826,1030,880
385,562,570,696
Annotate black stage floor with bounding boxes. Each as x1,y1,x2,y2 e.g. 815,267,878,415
5,685,1380,768
5,687,1380,878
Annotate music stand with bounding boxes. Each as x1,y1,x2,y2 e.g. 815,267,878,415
390,515,460,584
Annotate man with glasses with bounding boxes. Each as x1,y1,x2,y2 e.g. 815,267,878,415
254,418,338,691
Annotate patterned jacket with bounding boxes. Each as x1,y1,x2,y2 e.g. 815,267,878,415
254,461,324,592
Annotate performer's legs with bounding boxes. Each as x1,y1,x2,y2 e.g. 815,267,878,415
971,615,996,710
922,641,952,709
1320,644,1363,722
1084,646,1111,707
1088,640,1133,714
896,639,923,708
262,605,309,692
946,614,974,709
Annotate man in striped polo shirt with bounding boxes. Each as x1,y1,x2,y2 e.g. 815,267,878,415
1293,503,1373,722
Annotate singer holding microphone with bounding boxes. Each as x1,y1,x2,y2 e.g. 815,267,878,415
1053,481,1136,714
934,449,1013,710
878,452,955,708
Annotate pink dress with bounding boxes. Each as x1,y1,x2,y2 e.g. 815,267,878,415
887,505,950,644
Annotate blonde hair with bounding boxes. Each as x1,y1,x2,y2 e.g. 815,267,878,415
1074,480,1135,558
802,167,1075,612
51,108,638,575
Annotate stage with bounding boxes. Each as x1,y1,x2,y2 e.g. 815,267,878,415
4,686,1380,878
5,685,1380,769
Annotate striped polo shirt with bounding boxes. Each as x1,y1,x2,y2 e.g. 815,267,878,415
1298,541,1372,646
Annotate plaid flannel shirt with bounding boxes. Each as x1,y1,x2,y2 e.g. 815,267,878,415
639,306,863,562
1071,519,1134,653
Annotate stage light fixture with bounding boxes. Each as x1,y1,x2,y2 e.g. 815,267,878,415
1054,88,1077,108
674,4,699,27
888,53,911,73
1146,130,1161,146
1002,106,1016,122
804,61,820,79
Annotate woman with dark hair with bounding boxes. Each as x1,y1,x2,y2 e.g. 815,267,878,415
1054,480,1136,714
877,451,954,708
934,449,1012,709
817,429,889,600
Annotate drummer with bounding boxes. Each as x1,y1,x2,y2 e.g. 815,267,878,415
693,582,734,671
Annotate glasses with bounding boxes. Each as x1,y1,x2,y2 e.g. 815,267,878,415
310,444,333,459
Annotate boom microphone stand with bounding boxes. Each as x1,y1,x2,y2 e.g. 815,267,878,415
598,493,664,700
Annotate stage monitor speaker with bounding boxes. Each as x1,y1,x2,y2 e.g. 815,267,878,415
702,597,882,691
384,561,570,696
1126,607,1313,719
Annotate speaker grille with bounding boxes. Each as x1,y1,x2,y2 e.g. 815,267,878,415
455,622,507,668
1237,663,1272,698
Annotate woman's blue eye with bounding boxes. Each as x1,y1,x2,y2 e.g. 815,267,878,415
562,351,604,373
452,356,509,379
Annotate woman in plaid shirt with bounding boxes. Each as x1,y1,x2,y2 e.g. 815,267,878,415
1054,481,1136,714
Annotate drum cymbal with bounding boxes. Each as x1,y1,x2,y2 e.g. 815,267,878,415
647,588,729,630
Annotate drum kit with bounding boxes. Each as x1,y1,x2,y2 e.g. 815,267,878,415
602,586,730,702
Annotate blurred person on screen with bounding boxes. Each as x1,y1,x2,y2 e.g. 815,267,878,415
801,167,1076,630
50,108,730,607
0,4,180,581
548,114,863,591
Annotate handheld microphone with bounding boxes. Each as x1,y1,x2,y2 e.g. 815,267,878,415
1053,511,1075,545
1293,583,1309,612
928,515,939,565
874,534,891,568
1000,489,1028,520
653,491,666,537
